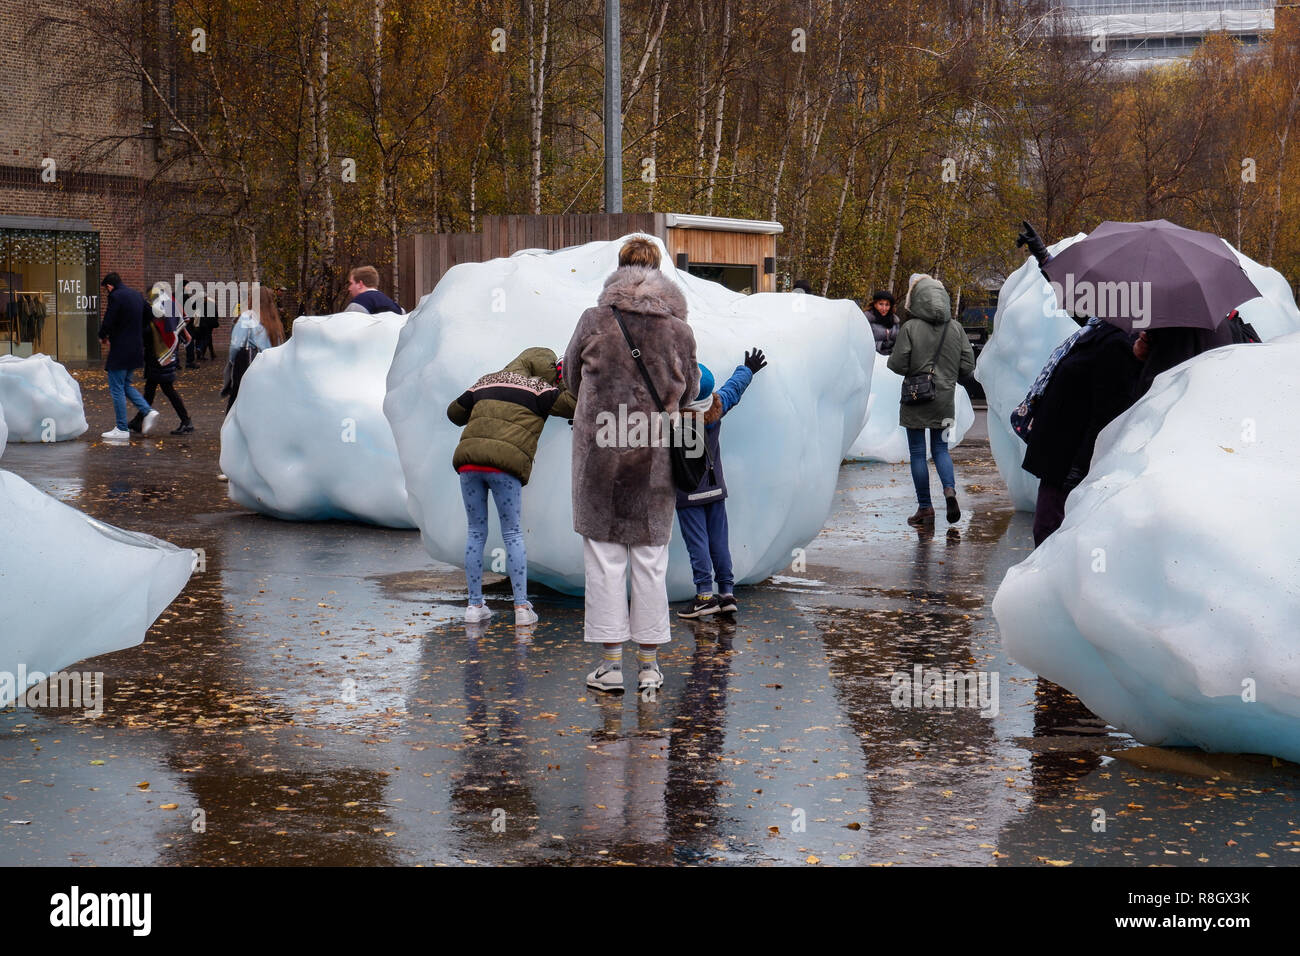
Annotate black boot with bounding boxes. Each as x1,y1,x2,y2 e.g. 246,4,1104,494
127,412,144,434
944,487,960,523
907,506,936,527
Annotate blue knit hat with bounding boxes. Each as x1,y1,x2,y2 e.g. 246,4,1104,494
696,364,714,401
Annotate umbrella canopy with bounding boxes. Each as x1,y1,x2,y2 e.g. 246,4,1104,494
1043,220,1261,333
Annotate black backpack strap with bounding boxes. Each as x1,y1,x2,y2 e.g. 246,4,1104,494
611,306,668,414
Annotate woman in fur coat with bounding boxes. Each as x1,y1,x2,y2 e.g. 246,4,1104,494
563,237,699,694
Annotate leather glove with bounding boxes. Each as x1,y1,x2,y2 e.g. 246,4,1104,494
743,348,767,374
1015,220,1051,267
1062,466,1086,493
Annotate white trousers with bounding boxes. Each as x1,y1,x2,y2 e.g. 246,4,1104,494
582,537,672,645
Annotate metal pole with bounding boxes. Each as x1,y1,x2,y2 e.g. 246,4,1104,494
604,0,623,213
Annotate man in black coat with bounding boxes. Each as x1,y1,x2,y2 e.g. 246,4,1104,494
97,272,158,441
1021,321,1142,546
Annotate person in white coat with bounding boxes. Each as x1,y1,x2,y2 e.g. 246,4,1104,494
223,285,285,412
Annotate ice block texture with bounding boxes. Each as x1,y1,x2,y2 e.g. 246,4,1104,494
219,312,415,528
847,352,974,463
992,341,1300,761
975,235,1300,511
0,354,88,442
384,235,874,601
0,470,194,706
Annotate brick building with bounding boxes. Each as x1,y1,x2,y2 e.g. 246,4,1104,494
0,0,234,364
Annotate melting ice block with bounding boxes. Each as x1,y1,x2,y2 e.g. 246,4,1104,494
847,352,974,463
0,354,87,442
992,341,1300,761
0,470,194,706
384,235,874,601
974,236,1300,511
219,312,415,528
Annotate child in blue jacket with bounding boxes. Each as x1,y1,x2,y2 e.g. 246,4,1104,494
675,347,767,618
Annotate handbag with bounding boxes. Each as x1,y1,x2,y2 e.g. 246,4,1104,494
901,320,951,405
610,306,715,493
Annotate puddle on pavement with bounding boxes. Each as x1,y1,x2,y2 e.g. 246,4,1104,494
2,370,1297,865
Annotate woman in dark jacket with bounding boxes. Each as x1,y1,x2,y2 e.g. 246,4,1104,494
448,346,575,627
131,290,193,435
867,290,899,355
1021,322,1142,545
1133,323,1234,399
886,276,975,528
564,237,699,694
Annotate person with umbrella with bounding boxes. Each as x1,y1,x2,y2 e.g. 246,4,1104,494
1012,219,1261,542
1040,220,1260,399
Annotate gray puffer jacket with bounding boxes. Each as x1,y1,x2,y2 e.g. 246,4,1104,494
886,277,975,430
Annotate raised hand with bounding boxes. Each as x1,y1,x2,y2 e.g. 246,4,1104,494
744,348,767,374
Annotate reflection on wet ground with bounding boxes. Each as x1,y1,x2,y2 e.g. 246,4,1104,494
2,365,1297,865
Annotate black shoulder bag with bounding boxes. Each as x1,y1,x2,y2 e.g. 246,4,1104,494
901,320,951,405
610,306,715,493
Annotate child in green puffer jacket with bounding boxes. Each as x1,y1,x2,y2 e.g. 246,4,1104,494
447,347,576,626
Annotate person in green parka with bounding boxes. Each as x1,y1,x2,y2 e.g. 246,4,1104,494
887,275,975,528
447,347,576,626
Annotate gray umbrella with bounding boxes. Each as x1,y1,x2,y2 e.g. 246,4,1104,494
1042,219,1261,333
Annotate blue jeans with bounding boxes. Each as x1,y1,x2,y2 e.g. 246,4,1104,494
677,501,733,596
905,427,955,509
106,368,151,430
459,470,528,606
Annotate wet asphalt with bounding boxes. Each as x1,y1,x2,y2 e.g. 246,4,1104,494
2,362,1298,866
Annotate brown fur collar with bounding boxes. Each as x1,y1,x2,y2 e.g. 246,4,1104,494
597,265,688,321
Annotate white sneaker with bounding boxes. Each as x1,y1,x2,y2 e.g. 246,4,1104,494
637,663,664,692
465,603,493,623
515,604,538,626
140,410,161,435
586,663,624,693
100,428,131,441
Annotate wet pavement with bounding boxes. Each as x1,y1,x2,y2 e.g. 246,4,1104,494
2,363,1298,866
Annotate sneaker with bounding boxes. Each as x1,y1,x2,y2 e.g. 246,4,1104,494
906,506,936,527
586,663,624,693
171,421,195,435
100,428,131,442
515,604,538,626
718,594,738,614
637,663,664,692
677,594,721,618
140,409,161,435
465,603,493,623
944,488,961,524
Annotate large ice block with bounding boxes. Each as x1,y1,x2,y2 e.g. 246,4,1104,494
0,470,194,706
219,312,415,528
0,354,87,442
384,235,874,601
992,340,1300,761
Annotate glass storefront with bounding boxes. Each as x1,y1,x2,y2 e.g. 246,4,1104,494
0,225,101,362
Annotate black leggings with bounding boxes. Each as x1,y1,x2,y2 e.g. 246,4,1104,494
144,378,190,424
